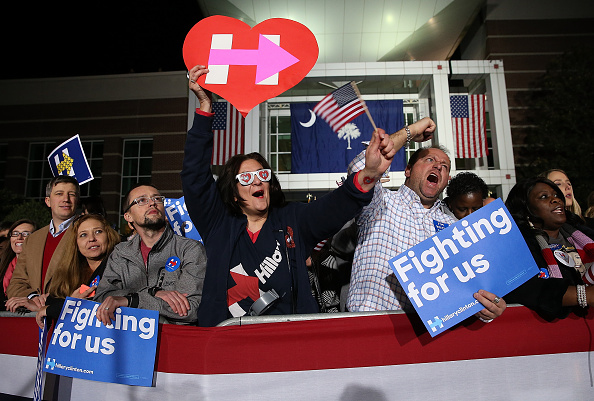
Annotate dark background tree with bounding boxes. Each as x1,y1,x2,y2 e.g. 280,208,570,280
518,47,594,209
0,189,51,229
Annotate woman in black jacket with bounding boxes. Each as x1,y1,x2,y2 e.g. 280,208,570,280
505,177,594,320
182,65,397,326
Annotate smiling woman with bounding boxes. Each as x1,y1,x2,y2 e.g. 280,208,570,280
504,177,594,320
0,219,37,310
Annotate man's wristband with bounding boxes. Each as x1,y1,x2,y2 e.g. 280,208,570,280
27,292,40,300
125,293,139,308
148,287,162,297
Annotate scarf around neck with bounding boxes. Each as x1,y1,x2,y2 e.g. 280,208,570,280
535,224,594,283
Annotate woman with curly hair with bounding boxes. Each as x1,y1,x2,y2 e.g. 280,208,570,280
35,214,119,328
505,177,594,320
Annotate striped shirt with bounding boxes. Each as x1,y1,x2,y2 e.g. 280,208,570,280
347,154,455,311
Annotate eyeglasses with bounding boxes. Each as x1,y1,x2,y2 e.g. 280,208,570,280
124,195,166,212
10,231,31,238
235,169,272,186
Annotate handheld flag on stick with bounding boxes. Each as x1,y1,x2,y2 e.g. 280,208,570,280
47,134,94,184
313,82,376,132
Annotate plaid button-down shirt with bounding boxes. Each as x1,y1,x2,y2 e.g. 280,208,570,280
347,154,455,311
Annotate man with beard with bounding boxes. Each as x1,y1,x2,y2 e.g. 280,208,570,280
94,184,207,325
346,121,506,322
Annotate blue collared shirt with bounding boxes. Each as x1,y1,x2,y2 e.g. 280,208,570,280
49,215,75,237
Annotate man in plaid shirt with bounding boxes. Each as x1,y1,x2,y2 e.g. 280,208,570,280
346,118,506,322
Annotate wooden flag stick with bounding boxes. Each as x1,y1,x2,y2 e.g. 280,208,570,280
350,81,377,131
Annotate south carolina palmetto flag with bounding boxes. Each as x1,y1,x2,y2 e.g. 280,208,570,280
450,94,488,159
212,101,245,165
313,82,368,133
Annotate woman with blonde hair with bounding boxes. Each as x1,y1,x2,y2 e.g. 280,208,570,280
540,169,582,217
36,214,119,327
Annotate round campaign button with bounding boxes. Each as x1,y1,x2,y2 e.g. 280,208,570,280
553,250,575,267
165,256,181,272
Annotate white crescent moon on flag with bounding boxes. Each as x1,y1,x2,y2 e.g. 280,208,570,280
299,109,316,127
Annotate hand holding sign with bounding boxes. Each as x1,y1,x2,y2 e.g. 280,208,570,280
389,199,538,337
183,16,318,117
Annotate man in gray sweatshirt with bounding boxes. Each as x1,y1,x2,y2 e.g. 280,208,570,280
94,183,207,325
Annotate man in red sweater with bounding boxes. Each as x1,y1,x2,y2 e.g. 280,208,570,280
6,176,79,311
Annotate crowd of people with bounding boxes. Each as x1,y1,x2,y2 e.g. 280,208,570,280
0,64,592,331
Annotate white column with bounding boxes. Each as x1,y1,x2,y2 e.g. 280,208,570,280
430,61,456,174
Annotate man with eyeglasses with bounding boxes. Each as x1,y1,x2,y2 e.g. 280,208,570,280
93,183,207,325
7,176,79,312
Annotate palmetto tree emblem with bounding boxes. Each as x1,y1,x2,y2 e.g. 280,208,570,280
337,123,361,149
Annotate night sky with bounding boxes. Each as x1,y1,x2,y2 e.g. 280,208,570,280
1,1,204,79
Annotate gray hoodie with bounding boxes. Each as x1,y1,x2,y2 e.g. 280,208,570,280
94,225,206,324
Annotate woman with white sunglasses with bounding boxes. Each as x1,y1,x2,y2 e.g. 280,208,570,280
182,65,397,327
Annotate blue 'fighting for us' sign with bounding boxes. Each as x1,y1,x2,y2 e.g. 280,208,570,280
389,199,539,337
43,298,159,386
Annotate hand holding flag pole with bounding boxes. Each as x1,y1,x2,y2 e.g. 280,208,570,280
350,82,377,132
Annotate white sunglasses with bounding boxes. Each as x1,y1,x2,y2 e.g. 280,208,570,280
235,169,272,186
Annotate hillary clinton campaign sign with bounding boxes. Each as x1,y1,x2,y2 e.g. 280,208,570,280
183,16,318,117
389,199,539,337
43,298,158,386
164,197,202,243
47,135,94,185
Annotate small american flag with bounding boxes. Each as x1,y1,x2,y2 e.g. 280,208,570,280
212,101,245,165
450,94,487,159
313,82,367,132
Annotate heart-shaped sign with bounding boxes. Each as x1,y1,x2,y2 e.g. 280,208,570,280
183,16,319,117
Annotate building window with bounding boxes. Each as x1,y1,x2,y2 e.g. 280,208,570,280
403,105,420,163
0,144,7,189
485,112,495,169
120,138,153,229
80,140,104,198
25,142,55,199
268,108,292,173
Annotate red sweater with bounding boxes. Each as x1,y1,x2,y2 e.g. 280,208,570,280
41,230,66,290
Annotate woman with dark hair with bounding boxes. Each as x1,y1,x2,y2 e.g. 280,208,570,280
216,152,286,216
35,214,120,327
182,65,404,327
505,177,594,320
0,219,37,310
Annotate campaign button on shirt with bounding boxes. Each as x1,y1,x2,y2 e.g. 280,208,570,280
89,276,100,287
553,250,575,267
165,256,181,272
538,268,550,279
433,220,449,233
